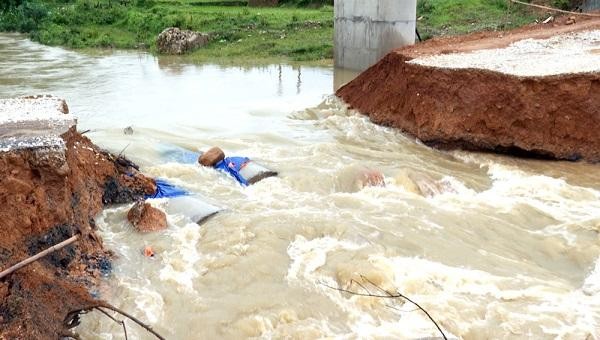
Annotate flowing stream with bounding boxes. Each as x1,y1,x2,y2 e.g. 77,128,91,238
1,33,600,339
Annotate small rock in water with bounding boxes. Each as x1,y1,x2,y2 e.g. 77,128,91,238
359,169,385,188
127,201,168,232
199,146,225,167
335,165,385,192
143,245,155,258
123,126,134,135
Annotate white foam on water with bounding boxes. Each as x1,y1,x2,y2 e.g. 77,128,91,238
94,203,208,312
285,236,452,338
375,255,600,337
290,94,352,121
583,258,600,296
158,221,205,292
286,236,449,338
88,206,169,329
118,280,165,324
286,235,367,282
432,161,600,224
284,225,600,338
90,104,600,339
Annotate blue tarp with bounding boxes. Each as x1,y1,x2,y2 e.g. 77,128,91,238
156,143,251,186
146,178,189,199
215,157,250,186
158,143,200,164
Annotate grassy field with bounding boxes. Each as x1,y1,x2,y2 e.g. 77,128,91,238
0,0,560,63
417,0,537,39
0,0,334,62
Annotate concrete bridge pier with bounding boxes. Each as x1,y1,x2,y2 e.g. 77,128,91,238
583,0,600,11
334,0,417,71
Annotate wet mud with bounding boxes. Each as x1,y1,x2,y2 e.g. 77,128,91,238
0,128,153,339
336,17,600,161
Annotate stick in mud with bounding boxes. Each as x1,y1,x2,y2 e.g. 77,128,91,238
0,232,165,339
509,0,600,17
0,234,80,280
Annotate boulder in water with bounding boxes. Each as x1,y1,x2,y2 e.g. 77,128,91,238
358,169,385,188
394,168,457,197
335,165,385,192
156,27,210,55
127,201,168,232
199,146,225,167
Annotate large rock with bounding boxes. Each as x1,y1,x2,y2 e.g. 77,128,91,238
156,27,210,55
198,147,225,167
127,201,167,232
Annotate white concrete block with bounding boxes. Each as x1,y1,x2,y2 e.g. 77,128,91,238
334,0,416,70
0,95,75,152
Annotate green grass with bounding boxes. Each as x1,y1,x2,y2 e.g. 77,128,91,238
0,0,558,62
416,0,542,40
0,0,333,62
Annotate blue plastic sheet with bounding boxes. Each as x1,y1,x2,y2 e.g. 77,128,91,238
215,157,250,186
146,178,189,199
158,143,200,164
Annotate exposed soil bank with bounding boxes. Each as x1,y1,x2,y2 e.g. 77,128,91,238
0,127,153,338
337,18,600,161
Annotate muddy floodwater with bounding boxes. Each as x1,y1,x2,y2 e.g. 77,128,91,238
2,33,600,339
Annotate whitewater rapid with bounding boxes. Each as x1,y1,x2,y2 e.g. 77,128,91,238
1,33,599,339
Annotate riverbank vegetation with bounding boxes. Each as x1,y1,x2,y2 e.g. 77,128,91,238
0,0,572,62
0,0,334,62
416,0,582,39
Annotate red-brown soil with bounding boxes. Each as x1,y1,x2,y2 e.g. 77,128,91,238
0,128,154,339
337,17,600,161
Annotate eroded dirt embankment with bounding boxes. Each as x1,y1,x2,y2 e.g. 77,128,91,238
0,128,154,339
337,18,600,161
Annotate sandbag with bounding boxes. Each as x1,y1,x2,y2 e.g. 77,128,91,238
156,142,277,185
239,161,278,185
153,195,221,225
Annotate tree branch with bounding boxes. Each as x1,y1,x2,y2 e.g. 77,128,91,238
66,303,165,340
0,235,80,279
509,0,600,17
320,279,448,340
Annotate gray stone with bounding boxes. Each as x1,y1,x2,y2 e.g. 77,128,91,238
156,27,210,55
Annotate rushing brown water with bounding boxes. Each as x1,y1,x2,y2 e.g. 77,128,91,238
2,33,600,339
